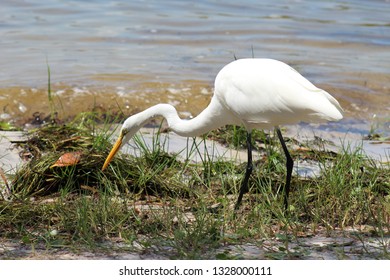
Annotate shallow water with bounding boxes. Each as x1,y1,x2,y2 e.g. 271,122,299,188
0,0,389,135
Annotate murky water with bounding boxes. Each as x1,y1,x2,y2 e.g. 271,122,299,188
0,0,389,135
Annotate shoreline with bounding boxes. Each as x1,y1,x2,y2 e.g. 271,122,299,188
1,122,388,177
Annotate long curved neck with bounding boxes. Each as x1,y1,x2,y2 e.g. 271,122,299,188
133,97,235,137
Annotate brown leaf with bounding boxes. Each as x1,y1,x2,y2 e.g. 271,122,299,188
50,151,82,168
80,185,98,194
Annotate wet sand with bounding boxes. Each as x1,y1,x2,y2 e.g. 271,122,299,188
0,69,389,137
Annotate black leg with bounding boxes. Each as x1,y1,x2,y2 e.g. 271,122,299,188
235,132,253,210
276,127,293,210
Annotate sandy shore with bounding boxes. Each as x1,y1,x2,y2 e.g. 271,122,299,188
1,123,388,176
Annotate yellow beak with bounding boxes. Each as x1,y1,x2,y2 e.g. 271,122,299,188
101,134,124,171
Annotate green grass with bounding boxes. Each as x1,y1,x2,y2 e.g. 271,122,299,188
0,117,389,259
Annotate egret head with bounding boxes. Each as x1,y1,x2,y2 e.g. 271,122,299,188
101,121,139,171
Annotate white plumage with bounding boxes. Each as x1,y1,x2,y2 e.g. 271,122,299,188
102,58,343,210
215,58,342,129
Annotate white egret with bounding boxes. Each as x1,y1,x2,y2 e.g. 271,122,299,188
102,58,343,210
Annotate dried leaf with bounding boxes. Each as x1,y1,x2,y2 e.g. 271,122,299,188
50,151,82,168
80,185,98,194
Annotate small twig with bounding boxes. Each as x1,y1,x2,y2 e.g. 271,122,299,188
58,136,82,145
0,167,12,200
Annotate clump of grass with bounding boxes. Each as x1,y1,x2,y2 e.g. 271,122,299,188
304,145,390,230
10,113,195,200
11,114,119,196
205,125,271,150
